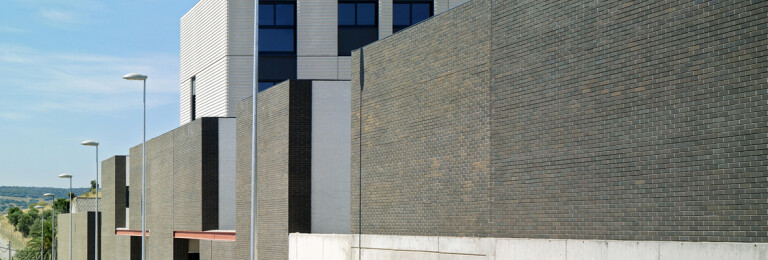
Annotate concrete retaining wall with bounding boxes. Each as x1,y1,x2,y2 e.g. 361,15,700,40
289,234,768,260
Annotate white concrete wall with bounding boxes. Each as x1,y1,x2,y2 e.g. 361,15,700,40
289,234,768,260
311,81,352,234
218,118,237,230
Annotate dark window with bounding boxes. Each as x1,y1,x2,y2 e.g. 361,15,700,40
393,2,433,33
259,3,296,53
190,76,196,121
259,81,279,92
125,187,129,208
338,1,378,56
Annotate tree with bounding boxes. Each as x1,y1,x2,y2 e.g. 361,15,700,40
15,219,53,260
17,214,33,236
7,207,22,226
54,198,69,214
90,180,97,193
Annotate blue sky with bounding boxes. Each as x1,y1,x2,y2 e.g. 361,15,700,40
0,0,199,188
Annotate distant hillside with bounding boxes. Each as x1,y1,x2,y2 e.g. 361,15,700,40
0,186,89,214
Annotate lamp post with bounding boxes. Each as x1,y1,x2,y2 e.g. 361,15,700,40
34,205,45,260
80,140,99,260
122,72,147,260
44,193,55,260
250,1,260,260
57,174,72,260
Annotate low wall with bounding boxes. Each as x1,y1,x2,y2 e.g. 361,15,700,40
289,234,768,260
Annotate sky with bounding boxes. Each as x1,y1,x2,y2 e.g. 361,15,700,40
0,0,200,188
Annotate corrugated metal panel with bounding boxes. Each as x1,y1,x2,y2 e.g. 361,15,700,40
297,0,337,56
449,0,471,9
180,77,192,125
228,0,254,55
196,57,229,118
298,56,339,80
180,0,228,83
227,55,254,116
337,56,352,80
379,0,393,39
434,0,449,14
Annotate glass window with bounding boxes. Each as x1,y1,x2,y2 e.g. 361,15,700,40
339,3,356,26
259,3,296,53
260,29,294,52
258,81,277,92
393,2,433,33
338,2,377,26
259,5,274,25
411,3,431,24
393,4,410,26
275,4,294,26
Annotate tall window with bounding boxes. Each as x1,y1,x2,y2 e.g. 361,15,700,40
190,76,197,121
260,3,296,53
393,2,433,33
338,1,378,56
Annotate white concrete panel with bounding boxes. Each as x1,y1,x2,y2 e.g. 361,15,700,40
290,234,298,260
379,0,393,39
567,240,659,260
361,249,394,260
296,235,325,260
393,251,439,260
659,242,767,260
218,118,237,230
228,0,255,55
495,239,566,260
298,57,339,80
360,235,439,252
438,237,494,258
227,55,254,116
311,81,352,234
438,255,487,260
297,0,338,56
324,235,354,260
338,56,352,80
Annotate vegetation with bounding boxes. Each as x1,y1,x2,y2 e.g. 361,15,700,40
0,186,87,214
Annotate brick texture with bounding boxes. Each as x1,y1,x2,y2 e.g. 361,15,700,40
235,80,313,260
351,0,768,243
101,156,127,260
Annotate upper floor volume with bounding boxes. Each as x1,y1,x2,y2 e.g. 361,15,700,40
179,0,470,125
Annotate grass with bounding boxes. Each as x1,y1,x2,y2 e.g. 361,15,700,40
0,215,29,251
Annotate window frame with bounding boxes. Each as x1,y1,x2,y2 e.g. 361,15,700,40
392,1,433,33
259,2,297,55
338,1,379,27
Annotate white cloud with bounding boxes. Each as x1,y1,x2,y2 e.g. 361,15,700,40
40,9,77,24
0,44,180,116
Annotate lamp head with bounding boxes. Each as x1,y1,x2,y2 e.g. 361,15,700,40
44,193,54,197
58,174,72,179
122,73,148,81
34,205,44,209
81,140,99,146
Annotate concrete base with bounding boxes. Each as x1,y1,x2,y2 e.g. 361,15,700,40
289,234,768,260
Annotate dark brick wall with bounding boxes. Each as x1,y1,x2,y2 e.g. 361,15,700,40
123,118,229,259
351,0,493,238
351,0,768,242
101,156,127,260
235,80,313,260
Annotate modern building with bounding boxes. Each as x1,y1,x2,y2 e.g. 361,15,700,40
178,0,472,125
289,0,768,258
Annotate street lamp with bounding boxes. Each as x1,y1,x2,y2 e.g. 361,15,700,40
80,140,99,260
57,174,72,260
250,1,260,260
44,193,55,260
34,205,45,260
123,72,147,260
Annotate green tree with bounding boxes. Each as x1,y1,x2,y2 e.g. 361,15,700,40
17,214,33,236
15,219,53,260
53,198,69,214
7,207,22,226
90,180,97,193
